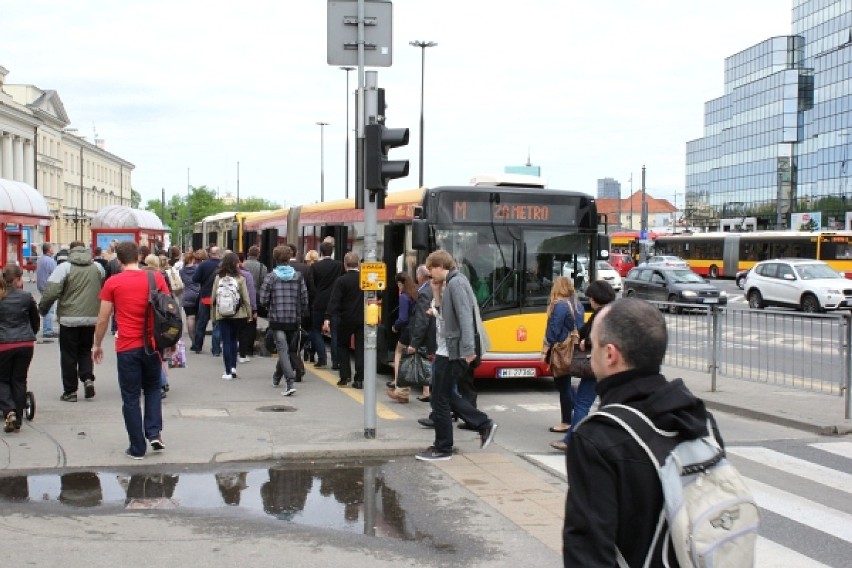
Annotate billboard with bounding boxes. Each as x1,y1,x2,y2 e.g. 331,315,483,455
790,211,821,231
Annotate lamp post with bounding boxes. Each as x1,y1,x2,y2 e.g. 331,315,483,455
340,66,355,199
316,121,329,202
409,40,437,188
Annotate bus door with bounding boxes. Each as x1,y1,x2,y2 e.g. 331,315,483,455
723,234,740,277
379,223,408,366
321,226,348,258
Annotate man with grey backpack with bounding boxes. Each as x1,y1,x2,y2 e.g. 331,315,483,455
563,298,758,568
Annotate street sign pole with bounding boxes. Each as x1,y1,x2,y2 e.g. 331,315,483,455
363,68,379,438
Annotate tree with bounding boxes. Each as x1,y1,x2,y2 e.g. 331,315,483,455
130,189,142,208
237,197,281,212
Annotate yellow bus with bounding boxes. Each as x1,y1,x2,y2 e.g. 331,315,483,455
204,182,608,378
654,231,852,278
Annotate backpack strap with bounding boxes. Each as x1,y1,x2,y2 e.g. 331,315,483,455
143,271,156,356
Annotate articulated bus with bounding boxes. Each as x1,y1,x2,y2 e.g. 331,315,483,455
197,182,608,379
653,231,852,278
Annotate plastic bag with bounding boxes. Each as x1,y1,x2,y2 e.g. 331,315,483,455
169,339,187,369
397,349,432,387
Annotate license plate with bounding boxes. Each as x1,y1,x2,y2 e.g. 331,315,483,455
703,298,718,304
498,368,537,378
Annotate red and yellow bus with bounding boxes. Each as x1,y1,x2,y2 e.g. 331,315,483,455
205,182,607,379
653,231,852,278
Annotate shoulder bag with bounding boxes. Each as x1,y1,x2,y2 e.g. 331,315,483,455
546,300,580,377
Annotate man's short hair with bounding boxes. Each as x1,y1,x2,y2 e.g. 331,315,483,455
343,251,360,268
115,241,138,265
273,245,292,265
138,246,150,260
320,241,334,257
416,264,430,281
425,250,456,270
597,298,667,373
209,246,221,259
69,240,85,249
248,245,260,257
94,247,103,256
586,280,617,305
287,243,298,258
42,243,52,254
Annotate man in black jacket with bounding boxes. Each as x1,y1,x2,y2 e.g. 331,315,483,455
310,241,343,369
563,298,721,568
323,252,363,388
190,246,222,354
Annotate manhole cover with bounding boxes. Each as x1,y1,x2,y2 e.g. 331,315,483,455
257,405,296,413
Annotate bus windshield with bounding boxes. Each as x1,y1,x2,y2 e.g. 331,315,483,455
434,227,591,313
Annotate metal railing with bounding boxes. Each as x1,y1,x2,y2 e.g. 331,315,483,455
656,302,852,419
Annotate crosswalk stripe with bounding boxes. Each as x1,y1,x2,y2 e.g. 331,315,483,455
745,477,852,543
728,446,852,493
810,441,852,460
756,537,832,567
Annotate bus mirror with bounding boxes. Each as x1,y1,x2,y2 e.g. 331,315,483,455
412,219,428,250
597,235,610,259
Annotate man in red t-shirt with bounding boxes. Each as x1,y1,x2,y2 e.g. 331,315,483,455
92,241,170,460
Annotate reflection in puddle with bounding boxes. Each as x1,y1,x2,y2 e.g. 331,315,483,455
0,462,420,540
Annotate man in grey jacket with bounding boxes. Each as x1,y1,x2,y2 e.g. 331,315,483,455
35,242,57,339
39,241,105,402
416,250,497,462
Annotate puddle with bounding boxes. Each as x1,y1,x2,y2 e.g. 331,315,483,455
0,461,426,541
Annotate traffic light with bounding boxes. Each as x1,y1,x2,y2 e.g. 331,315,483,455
364,123,409,208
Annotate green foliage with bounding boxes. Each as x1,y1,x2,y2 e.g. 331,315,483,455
141,186,280,229
237,196,281,212
130,189,142,208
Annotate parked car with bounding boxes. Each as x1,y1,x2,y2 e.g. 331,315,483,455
624,266,727,313
743,259,852,313
608,252,636,277
595,260,623,293
642,255,689,269
735,269,750,289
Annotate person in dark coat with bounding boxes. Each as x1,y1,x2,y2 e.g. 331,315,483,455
0,264,39,433
563,298,723,567
323,252,364,388
310,241,343,369
191,246,223,354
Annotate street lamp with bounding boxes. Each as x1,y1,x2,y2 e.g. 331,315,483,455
409,40,437,188
340,66,355,200
316,121,329,202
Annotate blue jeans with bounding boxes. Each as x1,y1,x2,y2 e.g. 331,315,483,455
553,374,574,425
42,303,56,335
432,355,490,454
116,348,163,457
218,318,241,374
310,311,338,366
565,377,597,442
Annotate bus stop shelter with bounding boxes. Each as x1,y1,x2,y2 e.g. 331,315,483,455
90,205,166,252
0,178,51,270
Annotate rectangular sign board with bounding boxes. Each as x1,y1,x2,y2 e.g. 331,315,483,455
327,0,393,67
360,261,387,290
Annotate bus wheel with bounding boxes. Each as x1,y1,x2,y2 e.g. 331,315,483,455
709,265,719,278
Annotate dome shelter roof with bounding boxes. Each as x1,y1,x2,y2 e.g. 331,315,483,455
90,205,164,230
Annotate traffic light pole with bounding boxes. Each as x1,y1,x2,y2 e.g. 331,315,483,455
357,1,378,439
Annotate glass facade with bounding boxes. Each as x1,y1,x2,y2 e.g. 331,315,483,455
597,177,621,199
685,0,852,229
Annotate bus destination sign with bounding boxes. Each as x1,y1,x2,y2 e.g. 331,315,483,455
452,201,575,224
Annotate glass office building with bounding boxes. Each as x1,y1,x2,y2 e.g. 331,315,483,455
685,0,852,230
597,177,621,199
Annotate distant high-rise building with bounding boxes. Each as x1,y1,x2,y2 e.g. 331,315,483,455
597,178,621,199
685,0,852,230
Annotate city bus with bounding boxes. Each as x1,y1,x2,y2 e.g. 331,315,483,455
214,182,607,378
653,231,852,278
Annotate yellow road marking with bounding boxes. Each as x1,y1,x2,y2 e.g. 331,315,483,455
310,367,401,419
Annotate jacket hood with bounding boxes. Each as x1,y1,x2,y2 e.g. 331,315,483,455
597,369,708,439
69,246,93,266
273,265,296,280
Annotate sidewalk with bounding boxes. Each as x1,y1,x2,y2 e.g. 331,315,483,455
2,286,850,556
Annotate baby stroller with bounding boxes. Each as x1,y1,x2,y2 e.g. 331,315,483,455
25,391,35,421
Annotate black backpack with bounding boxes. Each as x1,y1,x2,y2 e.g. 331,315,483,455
144,271,183,353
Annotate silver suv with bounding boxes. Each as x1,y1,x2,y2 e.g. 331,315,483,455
744,259,852,313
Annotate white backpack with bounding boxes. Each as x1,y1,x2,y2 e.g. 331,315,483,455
166,267,184,293
593,404,760,568
215,275,242,317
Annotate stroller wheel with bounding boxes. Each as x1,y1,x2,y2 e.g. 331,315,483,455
25,391,36,421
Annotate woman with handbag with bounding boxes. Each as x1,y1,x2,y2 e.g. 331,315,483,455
541,277,584,439
387,272,420,403
550,279,616,451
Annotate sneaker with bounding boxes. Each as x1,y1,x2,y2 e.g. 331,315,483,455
83,379,95,399
238,356,251,363
150,438,166,452
125,449,145,460
4,411,16,433
282,386,296,396
221,373,235,381
231,368,238,379
60,392,77,402
479,421,498,450
415,447,452,461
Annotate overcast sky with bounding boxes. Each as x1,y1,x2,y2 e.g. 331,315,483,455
2,0,792,208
